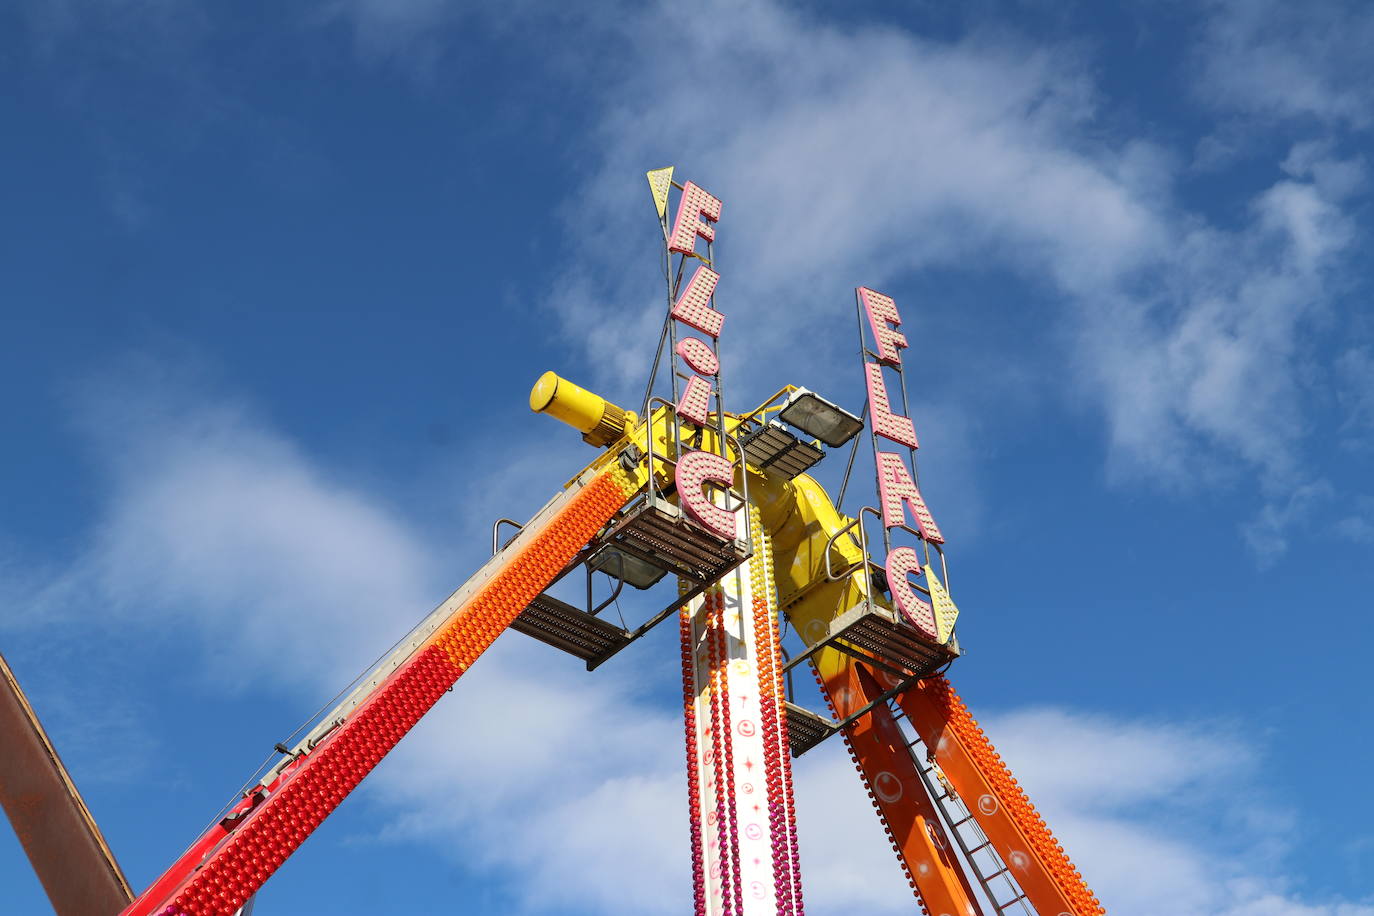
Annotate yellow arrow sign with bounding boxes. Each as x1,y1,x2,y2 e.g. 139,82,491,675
925,564,960,645
646,166,674,220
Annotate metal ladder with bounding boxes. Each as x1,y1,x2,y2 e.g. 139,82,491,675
888,703,1036,916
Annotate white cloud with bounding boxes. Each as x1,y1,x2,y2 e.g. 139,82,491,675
362,641,690,915
1080,145,1360,491
163,0,1370,568
545,3,1167,396
21,368,442,691
371,680,1374,916
981,707,1374,916
1337,348,1374,447
788,749,917,913
463,0,1366,564
1240,479,1336,568
1192,0,1374,129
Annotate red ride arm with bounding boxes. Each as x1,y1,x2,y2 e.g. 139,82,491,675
120,466,639,916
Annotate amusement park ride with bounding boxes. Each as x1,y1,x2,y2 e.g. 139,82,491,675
1,169,1105,916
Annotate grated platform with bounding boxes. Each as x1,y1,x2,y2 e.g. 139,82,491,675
739,423,824,480
603,494,749,583
822,601,957,678
784,702,839,757
510,593,633,668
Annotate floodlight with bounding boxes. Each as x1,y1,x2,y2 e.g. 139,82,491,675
739,421,824,479
777,388,863,448
587,545,668,590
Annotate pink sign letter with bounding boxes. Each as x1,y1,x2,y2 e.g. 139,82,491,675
885,547,937,639
671,265,725,338
675,337,720,376
676,449,738,540
859,287,908,366
875,451,945,543
669,181,723,255
676,375,712,425
865,363,918,449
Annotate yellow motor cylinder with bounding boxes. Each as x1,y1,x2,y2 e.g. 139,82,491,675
529,371,632,447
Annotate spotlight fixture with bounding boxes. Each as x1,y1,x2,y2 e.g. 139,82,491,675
777,388,863,448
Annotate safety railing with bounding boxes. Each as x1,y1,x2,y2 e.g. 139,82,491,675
730,384,799,437
489,518,626,619
641,395,753,555
823,505,949,594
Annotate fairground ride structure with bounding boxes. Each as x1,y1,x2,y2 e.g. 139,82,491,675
2,169,1105,916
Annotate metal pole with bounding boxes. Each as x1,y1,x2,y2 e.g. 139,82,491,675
856,290,893,559
706,237,728,462
667,254,687,463
893,340,922,489
835,400,870,511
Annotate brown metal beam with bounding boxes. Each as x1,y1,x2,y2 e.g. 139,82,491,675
0,650,134,916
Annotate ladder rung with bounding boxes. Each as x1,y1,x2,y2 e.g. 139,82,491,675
993,893,1029,914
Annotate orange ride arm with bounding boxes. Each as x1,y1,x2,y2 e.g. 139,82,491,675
120,464,642,916
896,678,1104,916
749,469,979,913
817,654,982,916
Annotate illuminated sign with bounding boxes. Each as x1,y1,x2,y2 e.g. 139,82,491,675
856,286,948,639
677,449,739,544
662,178,737,541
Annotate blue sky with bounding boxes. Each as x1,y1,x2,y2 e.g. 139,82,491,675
2,1,1372,913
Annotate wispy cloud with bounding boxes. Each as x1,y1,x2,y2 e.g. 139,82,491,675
318,0,461,71
1337,347,1374,448
1240,479,1336,568
25,0,1371,564
983,707,1374,916
18,362,443,691
541,3,1167,395
454,0,1368,563
1192,0,1374,129
1080,142,1362,490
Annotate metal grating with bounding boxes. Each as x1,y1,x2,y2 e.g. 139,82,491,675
825,600,957,678
778,599,959,756
509,593,633,667
604,494,749,583
784,701,838,757
740,423,824,480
